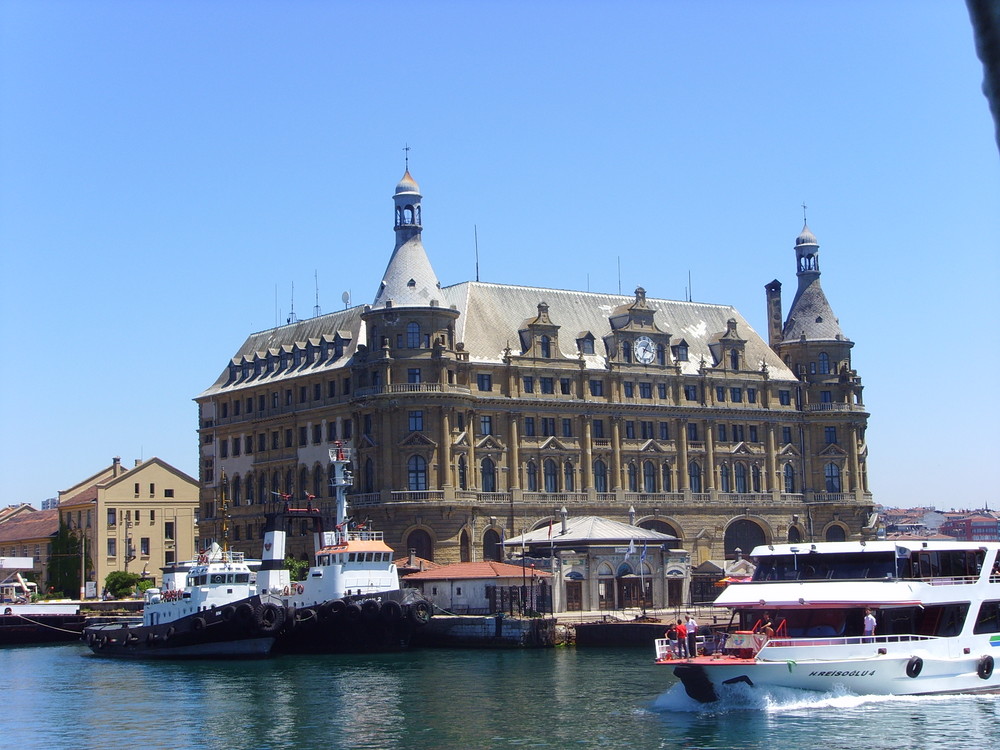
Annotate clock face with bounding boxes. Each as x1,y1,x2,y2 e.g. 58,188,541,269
634,336,655,364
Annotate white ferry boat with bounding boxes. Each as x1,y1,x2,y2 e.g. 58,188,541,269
660,540,1000,702
256,443,432,652
84,542,286,659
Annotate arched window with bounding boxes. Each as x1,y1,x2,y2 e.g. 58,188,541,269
818,352,830,374
594,460,608,493
643,461,656,493
661,464,672,492
824,463,842,492
406,529,433,561
788,525,802,543
458,455,468,490
564,461,575,492
312,466,323,499
259,474,268,505
783,463,796,493
459,530,470,562
720,463,731,492
483,528,502,562
735,463,748,493
724,519,766,559
246,473,255,504
403,205,414,224
408,455,428,491
482,457,497,493
526,461,538,492
406,322,420,348
689,461,702,493
328,464,336,497
231,475,241,506
640,519,681,548
364,458,375,493
540,335,551,358
751,465,761,493
298,467,309,497
626,463,638,492
284,469,294,496
825,525,846,542
543,459,558,493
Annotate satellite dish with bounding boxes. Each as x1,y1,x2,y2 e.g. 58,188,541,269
342,291,351,308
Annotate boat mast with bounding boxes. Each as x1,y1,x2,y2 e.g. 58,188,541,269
329,442,353,543
219,469,230,553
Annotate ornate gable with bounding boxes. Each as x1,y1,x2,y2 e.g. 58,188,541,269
400,432,437,449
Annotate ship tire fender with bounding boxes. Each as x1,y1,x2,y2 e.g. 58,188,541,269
361,599,380,621
344,603,363,622
221,606,236,622
906,656,923,678
318,601,335,621
409,600,432,625
284,607,297,631
256,602,285,634
296,607,317,623
192,616,207,632
331,599,347,615
165,626,175,641
147,632,156,646
86,632,95,646
978,655,994,680
380,600,403,623
235,603,255,625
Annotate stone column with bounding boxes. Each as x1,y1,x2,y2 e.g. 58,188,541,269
677,418,689,490
508,413,520,489
765,424,777,492
582,418,593,489
705,421,716,490
467,411,477,489
440,408,452,488
611,418,622,491
848,423,861,493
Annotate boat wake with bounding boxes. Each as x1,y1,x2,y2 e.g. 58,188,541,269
651,681,989,715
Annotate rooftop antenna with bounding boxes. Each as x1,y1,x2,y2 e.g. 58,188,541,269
687,270,692,302
617,256,621,295
341,290,351,309
274,284,278,327
287,282,298,324
475,225,480,282
313,270,321,318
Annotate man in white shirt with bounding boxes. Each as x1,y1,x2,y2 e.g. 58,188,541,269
686,612,698,657
863,608,877,641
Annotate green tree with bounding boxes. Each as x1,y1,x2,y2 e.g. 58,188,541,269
47,520,88,598
284,555,309,582
105,570,142,599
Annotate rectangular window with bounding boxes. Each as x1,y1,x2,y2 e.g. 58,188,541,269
258,395,266,412
285,389,293,406
779,389,791,406
732,424,745,442
541,377,554,394
562,418,573,437
639,382,652,399
232,438,241,456
363,414,373,435
825,426,838,444
625,420,636,439
327,422,337,441
589,379,604,397
247,397,253,413
480,415,493,435
299,426,308,446
343,421,353,438
730,387,742,403
408,368,422,384
140,537,150,556
327,380,336,398
659,422,669,440
592,419,605,439
244,436,252,454
560,378,570,395
715,386,726,402
259,433,267,452
272,392,279,408
523,376,534,393
477,374,492,392
298,386,306,403
542,418,555,436
821,390,833,403
313,383,321,401
220,439,229,458
747,388,757,404
749,425,758,442
641,421,653,439
524,417,536,436
782,426,793,444
284,429,293,448
624,381,634,397
150,509,156,521
687,423,699,441
684,384,698,401
107,538,116,557
409,411,424,432
221,403,228,418
134,482,140,496
717,424,727,442
312,424,322,443
657,383,667,399
343,377,351,394
149,483,155,496
233,399,240,416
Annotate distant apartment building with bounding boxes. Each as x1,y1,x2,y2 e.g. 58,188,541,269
940,514,1000,542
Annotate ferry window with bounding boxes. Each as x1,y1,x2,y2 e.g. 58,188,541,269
365,553,373,562
211,574,225,584
349,553,356,562
974,601,1000,634
235,574,249,583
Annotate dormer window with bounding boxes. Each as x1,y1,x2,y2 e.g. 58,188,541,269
729,350,739,370
540,335,551,358
673,343,689,362
581,337,594,354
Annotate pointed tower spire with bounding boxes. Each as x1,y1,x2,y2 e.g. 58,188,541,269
781,223,847,344
372,167,442,308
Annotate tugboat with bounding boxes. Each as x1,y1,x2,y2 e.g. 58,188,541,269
661,540,1000,702
84,474,288,659
257,443,432,653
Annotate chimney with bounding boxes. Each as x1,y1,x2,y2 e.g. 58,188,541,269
765,280,783,350
112,456,121,477
408,548,416,569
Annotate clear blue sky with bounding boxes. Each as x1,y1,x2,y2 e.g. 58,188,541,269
2,2,997,510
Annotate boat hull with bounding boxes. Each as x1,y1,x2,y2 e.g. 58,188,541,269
83,595,283,659
1,611,86,645
670,646,1000,702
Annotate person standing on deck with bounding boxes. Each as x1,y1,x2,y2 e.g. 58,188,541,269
675,619,688,658
686,612,698,657
863,608,877,641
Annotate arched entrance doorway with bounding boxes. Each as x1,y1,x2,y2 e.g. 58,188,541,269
724,519,766,559
406,528,434,561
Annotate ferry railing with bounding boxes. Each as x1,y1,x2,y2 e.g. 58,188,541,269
762,633,938,650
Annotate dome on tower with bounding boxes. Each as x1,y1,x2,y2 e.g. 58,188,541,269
395,170,421,196
795,224,818,247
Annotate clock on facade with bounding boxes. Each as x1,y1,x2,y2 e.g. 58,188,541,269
634,335,655,364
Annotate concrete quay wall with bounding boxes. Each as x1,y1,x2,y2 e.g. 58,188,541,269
413,615,556,648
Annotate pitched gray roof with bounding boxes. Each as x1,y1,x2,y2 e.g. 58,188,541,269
372,234,442,309
782,278,849,344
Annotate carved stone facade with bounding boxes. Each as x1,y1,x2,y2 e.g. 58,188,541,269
196,172,873,568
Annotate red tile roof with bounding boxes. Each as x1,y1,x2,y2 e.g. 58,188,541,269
0,509,60,543
403,561,552,581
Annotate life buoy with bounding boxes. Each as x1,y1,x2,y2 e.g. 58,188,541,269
283,586,290,596
296,584,305,595
906,656,923,678
256,603,285,634
380,600,402,623
978,655,994,680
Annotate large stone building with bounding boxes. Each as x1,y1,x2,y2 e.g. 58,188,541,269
196,170,873,570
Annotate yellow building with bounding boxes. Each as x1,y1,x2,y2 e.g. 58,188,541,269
57,457,199,596
0,508,58,591
196,171,873,569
